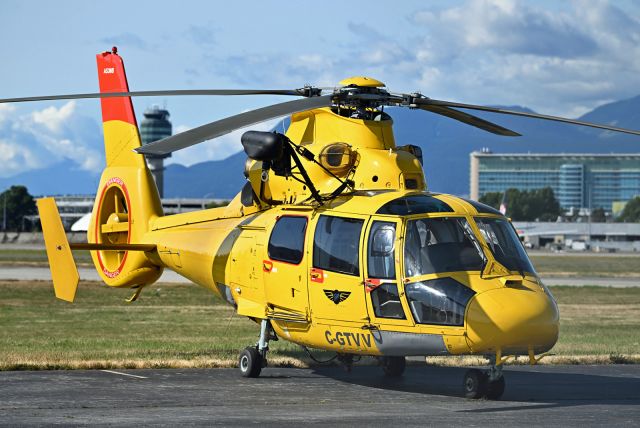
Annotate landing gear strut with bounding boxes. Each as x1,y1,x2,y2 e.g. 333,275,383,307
463,356,505,400
239,319,276,378
337,353,354,372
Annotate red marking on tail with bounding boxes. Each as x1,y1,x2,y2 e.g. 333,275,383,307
96,48,137,126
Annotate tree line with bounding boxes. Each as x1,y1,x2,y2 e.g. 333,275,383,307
480,187,640,222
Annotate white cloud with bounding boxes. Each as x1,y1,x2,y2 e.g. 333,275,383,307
0,139,42,177
406,0,640,115
31,101,76,133
208,1,640,118
0,104,16,124
0,102,104,178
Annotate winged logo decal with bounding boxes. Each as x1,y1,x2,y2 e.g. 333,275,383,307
324,289,351,305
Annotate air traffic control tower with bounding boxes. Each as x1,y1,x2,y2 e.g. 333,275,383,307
140,106,172,197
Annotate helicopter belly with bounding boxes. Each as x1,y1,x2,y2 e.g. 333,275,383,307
366,330,448,356
271,322,452,357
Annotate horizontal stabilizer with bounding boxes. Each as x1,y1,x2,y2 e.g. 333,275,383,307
36,198,79,302
70,243,156,252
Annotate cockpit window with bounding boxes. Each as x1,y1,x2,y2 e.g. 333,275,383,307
404,217,485,277
367,221,396,279
475,217,536,274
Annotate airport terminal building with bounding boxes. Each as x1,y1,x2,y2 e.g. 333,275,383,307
470,151,640,212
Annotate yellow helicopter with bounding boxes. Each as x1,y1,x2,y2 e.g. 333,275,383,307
4,48,640,400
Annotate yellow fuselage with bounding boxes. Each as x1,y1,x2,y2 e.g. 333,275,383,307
143,190,559,358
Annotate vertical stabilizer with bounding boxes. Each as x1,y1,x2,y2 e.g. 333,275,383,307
96,47,146,168
88,48,163,288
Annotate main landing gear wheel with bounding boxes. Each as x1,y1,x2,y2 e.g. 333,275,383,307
463,369,487,399
463,369,506,400
381,356,406,377
239,346,263,378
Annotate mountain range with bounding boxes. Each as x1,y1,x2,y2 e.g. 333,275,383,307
3,95,640,198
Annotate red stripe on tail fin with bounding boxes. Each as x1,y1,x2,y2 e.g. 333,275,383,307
96,47,137,126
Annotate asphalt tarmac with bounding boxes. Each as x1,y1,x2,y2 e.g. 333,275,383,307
1,365,639,426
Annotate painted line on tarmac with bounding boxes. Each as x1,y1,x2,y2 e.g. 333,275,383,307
100,370,147,379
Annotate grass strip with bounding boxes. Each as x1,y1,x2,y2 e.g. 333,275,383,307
0,281,638,370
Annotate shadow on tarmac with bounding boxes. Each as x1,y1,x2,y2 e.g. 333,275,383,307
310,365,640,411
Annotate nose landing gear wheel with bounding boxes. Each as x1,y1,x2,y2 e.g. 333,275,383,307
239,346,263,378
381,356,406,377
463,369,488,399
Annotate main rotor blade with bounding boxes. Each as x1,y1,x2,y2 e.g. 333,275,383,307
0,89,306,104
416,98,640,137
418,104,521,136
136,95,334,155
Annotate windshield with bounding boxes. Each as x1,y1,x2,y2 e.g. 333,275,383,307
404,217,485,277
475,217,536,274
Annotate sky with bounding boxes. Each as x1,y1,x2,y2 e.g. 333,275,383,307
1,0,640,179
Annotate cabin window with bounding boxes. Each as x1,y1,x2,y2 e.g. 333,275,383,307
313,215,364,276
268,216,307,264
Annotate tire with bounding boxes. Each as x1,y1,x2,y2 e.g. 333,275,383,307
463,369,488,399
486,376,505,400
239,347,262,378
381,356,406,377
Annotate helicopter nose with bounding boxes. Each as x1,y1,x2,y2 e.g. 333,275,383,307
465,285,559,355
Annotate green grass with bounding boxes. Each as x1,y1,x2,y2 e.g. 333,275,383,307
530,255,640,277
1,281,638,370
0,281,310,370
549,286,640,356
